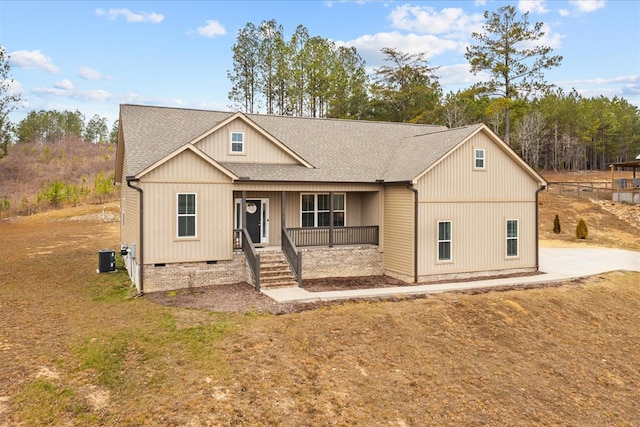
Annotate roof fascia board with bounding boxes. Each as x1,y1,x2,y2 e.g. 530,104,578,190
411,125,547,186
410,128,476,184
479,124,548,185
136,143,238,180
188,112,315,169
114,110,125,182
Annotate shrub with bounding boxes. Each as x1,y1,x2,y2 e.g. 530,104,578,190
575,218,588,239
553,215,561,234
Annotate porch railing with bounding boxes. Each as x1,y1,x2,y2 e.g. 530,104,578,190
281,228,302,287
286,225,379,247
239,228,260,291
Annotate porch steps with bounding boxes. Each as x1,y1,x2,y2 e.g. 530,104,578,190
259,250,298,289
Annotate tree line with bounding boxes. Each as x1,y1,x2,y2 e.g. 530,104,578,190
14,110,118,146
228,7,639,171
1,5,639,172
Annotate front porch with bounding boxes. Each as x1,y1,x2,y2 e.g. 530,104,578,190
232,188,382,291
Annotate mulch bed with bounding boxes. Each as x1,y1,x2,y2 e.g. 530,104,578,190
145,272,546,315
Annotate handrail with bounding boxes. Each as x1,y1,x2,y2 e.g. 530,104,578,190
281,227,302,287
241,228,260,291
287,225,379,247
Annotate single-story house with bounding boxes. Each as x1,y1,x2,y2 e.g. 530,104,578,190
115,104,547,294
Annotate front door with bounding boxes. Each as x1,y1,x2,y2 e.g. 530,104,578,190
235,198,269,245
245,200,262,243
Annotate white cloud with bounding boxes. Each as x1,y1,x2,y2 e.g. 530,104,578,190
196,20,227,37
54,79,74,90
95,8,164,23
559,8,571,16
8,50,59,73
343,32,460,66
569,0,606,13
518,0,549,14
559,75,638,87
436,63,484,87
535,22,564,49
389,4,484,37
32,83,113,102
77,67,110,80
4,79,23,97
553,75,640,106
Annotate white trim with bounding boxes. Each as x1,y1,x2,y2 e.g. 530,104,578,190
187,112,314,168
230,131,245,154
177,192,197,239
235,198,269,244
135,144,237,180
437,220,452,262
506,218,519,258
474,147,486,170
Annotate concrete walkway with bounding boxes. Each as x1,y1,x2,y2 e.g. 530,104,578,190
261,247,640,303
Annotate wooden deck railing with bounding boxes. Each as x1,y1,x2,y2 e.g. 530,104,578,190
286,225,379,247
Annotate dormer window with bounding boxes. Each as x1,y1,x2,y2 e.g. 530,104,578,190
231,132,244,154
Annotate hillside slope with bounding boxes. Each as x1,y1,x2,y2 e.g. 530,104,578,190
0,137,118,217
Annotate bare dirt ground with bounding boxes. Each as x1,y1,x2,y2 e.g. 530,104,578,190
1,170,639,425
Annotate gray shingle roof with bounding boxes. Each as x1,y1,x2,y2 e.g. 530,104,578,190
119,104,483,183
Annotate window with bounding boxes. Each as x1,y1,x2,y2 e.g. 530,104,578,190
474,148,485,169
301,193,345,227
177,193,196,238
437,221,452,261
230,132,244,153
506,219,519,257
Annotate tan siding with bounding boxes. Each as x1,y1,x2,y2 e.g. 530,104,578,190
418,202,537,275
417,133,540,201
144,149,233,183
196,118,299,164
361,192,380,226
120,184,139,250
415,131,542,276
282,191,380,229
134,150,235,263
143,182,233,263
383,186,414,277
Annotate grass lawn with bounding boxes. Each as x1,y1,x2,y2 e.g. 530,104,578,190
1,200,639,425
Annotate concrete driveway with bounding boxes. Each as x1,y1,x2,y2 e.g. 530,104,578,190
262,247,640,303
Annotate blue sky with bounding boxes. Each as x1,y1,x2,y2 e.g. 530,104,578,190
1,0,639,127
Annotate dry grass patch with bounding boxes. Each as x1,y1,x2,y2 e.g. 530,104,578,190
1,187,639,425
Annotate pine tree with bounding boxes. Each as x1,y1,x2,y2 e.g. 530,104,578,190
553,215,561,234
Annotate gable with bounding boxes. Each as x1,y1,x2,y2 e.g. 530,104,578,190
194,116,308,166
416,128,544,200
141,147,234,183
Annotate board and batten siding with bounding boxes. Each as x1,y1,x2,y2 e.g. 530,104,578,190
383,185,415,278
140,148,234,264
417,132,540,200
195,117,300,164
418,202,537,275
415,130,543,276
